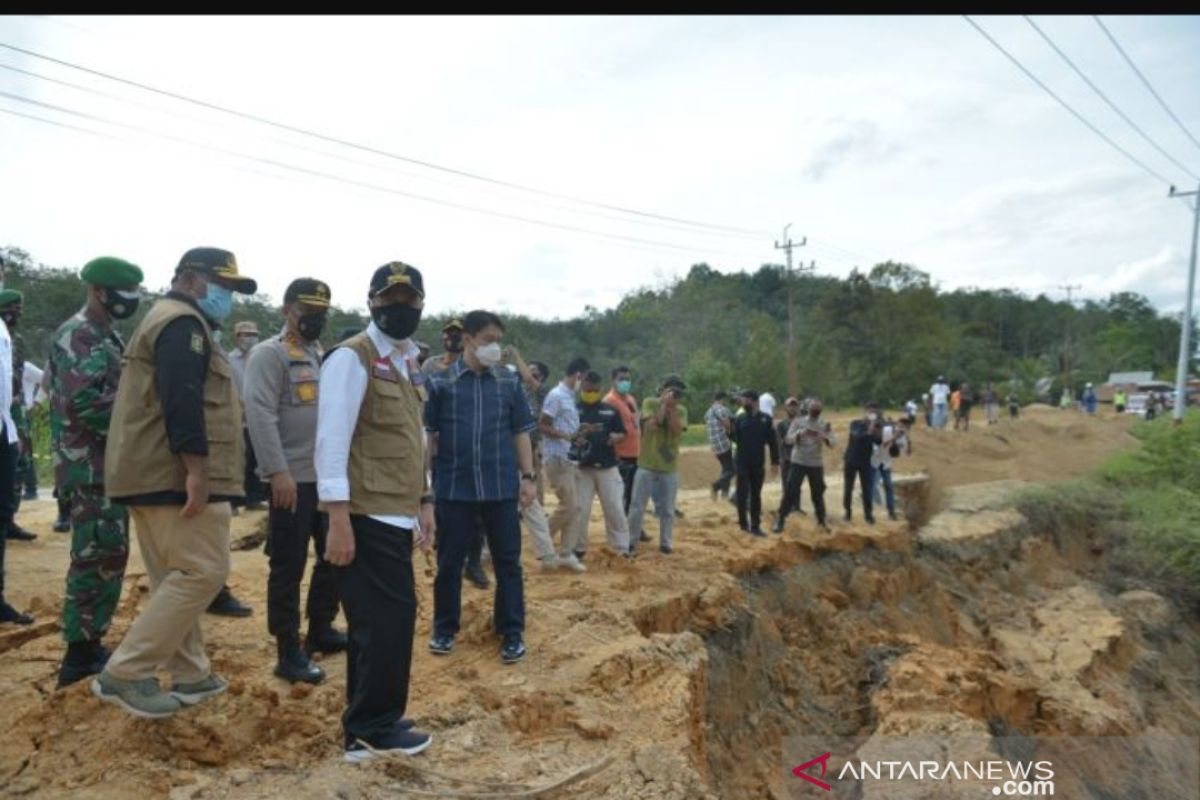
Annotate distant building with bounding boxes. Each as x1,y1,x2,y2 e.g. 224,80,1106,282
1098,371,1166,403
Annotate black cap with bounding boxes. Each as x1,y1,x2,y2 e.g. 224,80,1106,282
284,278,332,308
442,317,464,332
738,389,758,401
662,374,687,390
176,247,257,294
369,261,425,299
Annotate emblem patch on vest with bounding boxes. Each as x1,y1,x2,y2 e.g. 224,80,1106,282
372,357,399,383
190,332,205,354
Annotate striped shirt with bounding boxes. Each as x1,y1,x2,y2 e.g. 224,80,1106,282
424,358,536,502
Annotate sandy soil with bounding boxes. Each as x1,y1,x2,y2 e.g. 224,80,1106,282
0,405,1169,799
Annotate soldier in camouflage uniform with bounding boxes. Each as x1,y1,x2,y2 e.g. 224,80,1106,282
0,292,36,542
50,257,145,688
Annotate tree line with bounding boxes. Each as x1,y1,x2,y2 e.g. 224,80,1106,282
2,245,1192,409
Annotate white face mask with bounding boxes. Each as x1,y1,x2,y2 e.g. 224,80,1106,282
475,341,503,367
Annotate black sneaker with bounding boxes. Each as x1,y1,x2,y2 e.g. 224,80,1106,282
6,524,36,542
464,562,490,590
344,728,432,762
638,532,651,543
53,516,71,533
500,636,526,664
659,545,673,555
739,523,751,533
428,635,454,656
888,511,899,521
0,602,33,625
865,515,876,526
749,527,767,537
206,586,253,617
674,508,684,518
573,549,586,561
21,489,37,501
305,627,348,655
395,718,415,732
771,520,785,534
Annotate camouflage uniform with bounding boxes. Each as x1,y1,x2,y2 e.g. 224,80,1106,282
10,329,30,512
49,308,129,644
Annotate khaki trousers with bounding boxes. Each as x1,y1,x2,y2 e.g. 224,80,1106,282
105,503,232,684
573,466,630,553
543,458,580,556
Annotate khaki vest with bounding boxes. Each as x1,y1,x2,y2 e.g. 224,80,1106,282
105,298,244,498
331,333,426,516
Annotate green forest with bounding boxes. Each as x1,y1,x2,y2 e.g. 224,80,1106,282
2,245,1192,410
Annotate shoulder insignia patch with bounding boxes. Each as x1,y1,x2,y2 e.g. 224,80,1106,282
190,332,205,355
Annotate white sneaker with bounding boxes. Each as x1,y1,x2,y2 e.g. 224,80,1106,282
539,555,559,571
558,554,587,573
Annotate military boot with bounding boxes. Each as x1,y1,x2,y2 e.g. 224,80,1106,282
274,636,325,684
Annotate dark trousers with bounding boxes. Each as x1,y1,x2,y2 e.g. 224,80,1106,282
736,461,765,528
433,499,524,639
267,483,339,640
0,431,14,596
712,450,735,496
779,462,802,514
466,509,485,570
617,457,638,513
843,462,873,519
238,428,267,507
334,515,416,748
778,464,826,525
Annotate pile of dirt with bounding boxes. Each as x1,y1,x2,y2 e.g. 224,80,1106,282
0,406,1187,800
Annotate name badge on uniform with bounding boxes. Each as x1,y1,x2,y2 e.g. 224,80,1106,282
296,381,318,403
372,356,399,383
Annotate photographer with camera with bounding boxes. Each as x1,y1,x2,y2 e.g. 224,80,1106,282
843,402,884,525
869,414,908,521
626,375,687,554
569,371,630,557
772,398,834,534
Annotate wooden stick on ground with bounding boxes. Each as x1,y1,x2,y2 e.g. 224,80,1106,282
360,741,613,799
355,740,531,791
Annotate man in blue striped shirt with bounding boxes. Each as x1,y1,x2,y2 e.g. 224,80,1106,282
424,310,537,664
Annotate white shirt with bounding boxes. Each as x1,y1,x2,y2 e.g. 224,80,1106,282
541,381,580,462
0,320,16,444
315,322,419,531
759,393,777,418
22,361,44,408
930,382,950,405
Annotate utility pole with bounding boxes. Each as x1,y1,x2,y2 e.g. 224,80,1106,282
1058,283,1082,396
1169,183,1199,424
775,224,808,397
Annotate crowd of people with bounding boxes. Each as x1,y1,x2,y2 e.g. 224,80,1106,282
0,248,1085,764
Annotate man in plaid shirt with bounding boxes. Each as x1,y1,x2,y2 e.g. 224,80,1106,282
704,391,734,501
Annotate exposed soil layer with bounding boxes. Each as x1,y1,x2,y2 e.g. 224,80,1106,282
3,406,1193,799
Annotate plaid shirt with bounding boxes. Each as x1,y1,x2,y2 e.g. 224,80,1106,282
704,403,732,455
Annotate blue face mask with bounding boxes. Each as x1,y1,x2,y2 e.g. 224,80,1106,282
616,380,632,394
197,281,233,324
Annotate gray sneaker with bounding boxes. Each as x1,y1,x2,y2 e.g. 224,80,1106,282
170,674,228,706
91,671,182,719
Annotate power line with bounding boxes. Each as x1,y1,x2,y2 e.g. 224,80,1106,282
0,90,770,261
0,40,774,239
1093,15,1200,154
963,15,1174,187
1023,16,1200,182
0,60,774,245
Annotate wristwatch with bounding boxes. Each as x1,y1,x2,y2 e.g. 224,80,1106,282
520,472,537,483
420,493,435,505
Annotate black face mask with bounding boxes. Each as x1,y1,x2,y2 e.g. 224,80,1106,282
372,303,422,341
445,331,464,353
102,289,140,320
0,312,17,329
297,312,327,342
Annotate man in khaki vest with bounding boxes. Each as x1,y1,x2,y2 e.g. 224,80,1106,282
93,246,256,719
316,262,434,761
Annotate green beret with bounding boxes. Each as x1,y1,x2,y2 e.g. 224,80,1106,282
80,256,144,289
0,289,23,307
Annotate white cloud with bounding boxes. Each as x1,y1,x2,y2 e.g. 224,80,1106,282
1,14,1198,321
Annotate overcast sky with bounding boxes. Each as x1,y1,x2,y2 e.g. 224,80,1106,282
2,15,1198,317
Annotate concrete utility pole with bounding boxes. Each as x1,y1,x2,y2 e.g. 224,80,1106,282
775,225,808,397
1169,183,1199,424
1058,284,1082,394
